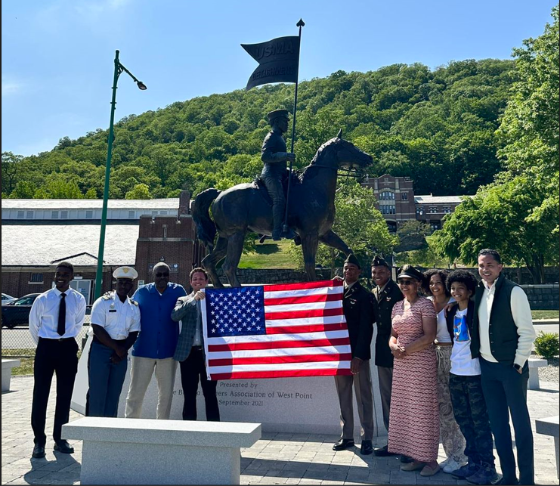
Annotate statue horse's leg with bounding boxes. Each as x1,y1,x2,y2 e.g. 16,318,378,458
300,234,319,282
222,231,245,287
319,229,352,256
202,236,228,288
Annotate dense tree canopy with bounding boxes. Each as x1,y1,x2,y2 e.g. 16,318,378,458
2,58,515,200
431,7,559,282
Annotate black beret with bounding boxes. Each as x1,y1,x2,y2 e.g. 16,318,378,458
371,255,390,268
344,253,361,268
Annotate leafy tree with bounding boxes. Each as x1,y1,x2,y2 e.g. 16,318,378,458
9,180,37,199
2,152,23,195
125,183,152,199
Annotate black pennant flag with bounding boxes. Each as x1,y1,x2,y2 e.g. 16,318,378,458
241,36,300,90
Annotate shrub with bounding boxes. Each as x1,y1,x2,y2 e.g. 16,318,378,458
534,331,560,359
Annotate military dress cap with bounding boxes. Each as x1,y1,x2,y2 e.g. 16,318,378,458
371,255,390,268
113,266,138,280
344,253,361,268
396,264,423,281
267,109,289,123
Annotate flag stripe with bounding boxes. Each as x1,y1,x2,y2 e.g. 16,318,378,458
206,345,352,359
266,315,346,327
264,300,342,312
265,323,349,335
207,329,350,345
264,292,342,306
210,367,353,381
265,306,344,321
208,352,353,367
209,360,351,374
207,336,351,352
263,280,343,292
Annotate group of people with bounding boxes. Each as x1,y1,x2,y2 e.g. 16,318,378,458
333,249,536,485
29,262,217,459
28,249,537,486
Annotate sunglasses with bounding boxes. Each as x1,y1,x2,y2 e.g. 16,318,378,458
155,272,169,277
398,279,415,285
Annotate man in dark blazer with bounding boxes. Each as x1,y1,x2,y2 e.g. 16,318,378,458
171,267,220,422
371,255,403,457
333,254,375,455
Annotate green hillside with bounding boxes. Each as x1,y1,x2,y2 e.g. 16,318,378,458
3,59,515,200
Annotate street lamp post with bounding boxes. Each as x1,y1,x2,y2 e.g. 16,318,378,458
94,50,146,300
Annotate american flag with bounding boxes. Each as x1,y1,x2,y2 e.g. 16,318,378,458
201,279,352,380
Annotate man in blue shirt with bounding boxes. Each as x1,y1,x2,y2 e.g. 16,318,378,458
125,263,186,419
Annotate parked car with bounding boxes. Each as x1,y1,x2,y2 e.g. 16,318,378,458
1,293,40,329
1,293,17,304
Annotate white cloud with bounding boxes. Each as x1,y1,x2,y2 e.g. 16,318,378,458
2,77,23,97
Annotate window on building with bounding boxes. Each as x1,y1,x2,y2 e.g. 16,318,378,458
380,205,396,215
61,210,68,219
163,225,168,239
152,211,158,216
128,211,135,219
160,211,168,215
17,211,24,219
443,206,451,214
379,191,395,201
401,193,408,200
430,222,442,231
86,210,93,219
429,207,438,214
30,273,44,283
52,211,59,219
26,211,34,219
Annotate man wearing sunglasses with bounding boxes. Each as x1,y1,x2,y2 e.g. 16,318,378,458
125,262,186,419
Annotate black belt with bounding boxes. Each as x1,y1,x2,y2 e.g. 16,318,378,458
39,336,75,342
191,345,203,351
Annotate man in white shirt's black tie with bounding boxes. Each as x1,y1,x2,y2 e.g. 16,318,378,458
29,262,86,459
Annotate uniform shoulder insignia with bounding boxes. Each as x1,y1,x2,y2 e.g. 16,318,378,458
130,299,139,306
102,291,113,300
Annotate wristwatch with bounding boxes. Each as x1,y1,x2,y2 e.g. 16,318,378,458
513,363,523,374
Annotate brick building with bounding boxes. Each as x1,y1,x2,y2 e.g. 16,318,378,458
362,174,468,232
1,191,203,304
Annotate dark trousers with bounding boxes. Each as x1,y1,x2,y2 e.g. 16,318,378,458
180,347,220,421
449,373,494,465
31,337,78,445
87,340,128,418
377,365,393,435
480,358,534,485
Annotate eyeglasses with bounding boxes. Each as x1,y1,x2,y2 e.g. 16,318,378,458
398,279,414,285
155,273,169,277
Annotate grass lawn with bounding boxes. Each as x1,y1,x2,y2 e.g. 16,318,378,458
532,310,559,320
238,239,297,269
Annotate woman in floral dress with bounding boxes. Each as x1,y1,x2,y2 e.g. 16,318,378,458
388,264,440,477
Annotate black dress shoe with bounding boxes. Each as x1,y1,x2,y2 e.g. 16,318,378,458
400,454,414,463
54,440,74,454
332,438,355,451
360,440,373,455
32,444,45,459
373,444,397,457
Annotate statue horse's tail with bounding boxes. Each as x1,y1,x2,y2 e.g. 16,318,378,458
192,188,221,252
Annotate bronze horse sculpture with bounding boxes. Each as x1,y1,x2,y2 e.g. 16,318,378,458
192,132,373,287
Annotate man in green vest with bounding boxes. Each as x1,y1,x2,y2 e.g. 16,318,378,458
472,249,536,485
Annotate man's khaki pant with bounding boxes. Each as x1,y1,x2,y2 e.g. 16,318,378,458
125,356,177,419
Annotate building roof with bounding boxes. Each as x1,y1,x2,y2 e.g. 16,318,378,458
1,225,139,266
2,199,180,210
414,195,470,204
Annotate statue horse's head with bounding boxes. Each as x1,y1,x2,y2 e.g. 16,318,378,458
309,129,373,172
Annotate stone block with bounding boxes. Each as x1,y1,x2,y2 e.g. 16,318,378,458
2,359,20,392
528,358,548,390
535,416,559,479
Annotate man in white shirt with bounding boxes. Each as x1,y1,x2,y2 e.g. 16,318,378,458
87,266,141,417
29,262,86,459
472,249,536,485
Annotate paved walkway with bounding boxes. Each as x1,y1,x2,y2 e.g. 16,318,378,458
2,375,558,485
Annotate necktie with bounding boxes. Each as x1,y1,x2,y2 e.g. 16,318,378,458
57,293,66,336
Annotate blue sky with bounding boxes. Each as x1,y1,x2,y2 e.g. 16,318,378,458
2,0,556,157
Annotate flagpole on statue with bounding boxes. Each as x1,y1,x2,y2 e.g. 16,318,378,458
283,18,305,235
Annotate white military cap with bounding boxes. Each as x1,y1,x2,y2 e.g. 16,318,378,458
113,266,138,280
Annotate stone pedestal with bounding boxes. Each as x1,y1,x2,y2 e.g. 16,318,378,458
2,359,20,392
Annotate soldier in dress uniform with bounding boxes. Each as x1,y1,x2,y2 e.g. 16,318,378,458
371,255,405,458
261,109,296,241
87,266,141,417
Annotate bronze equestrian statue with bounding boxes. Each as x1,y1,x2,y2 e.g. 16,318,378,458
261,109,296,241
192,130,373,288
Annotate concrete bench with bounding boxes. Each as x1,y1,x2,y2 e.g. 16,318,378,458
528,357,548,390
63,417,261,485
535,415,559,479
2,359,20,392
